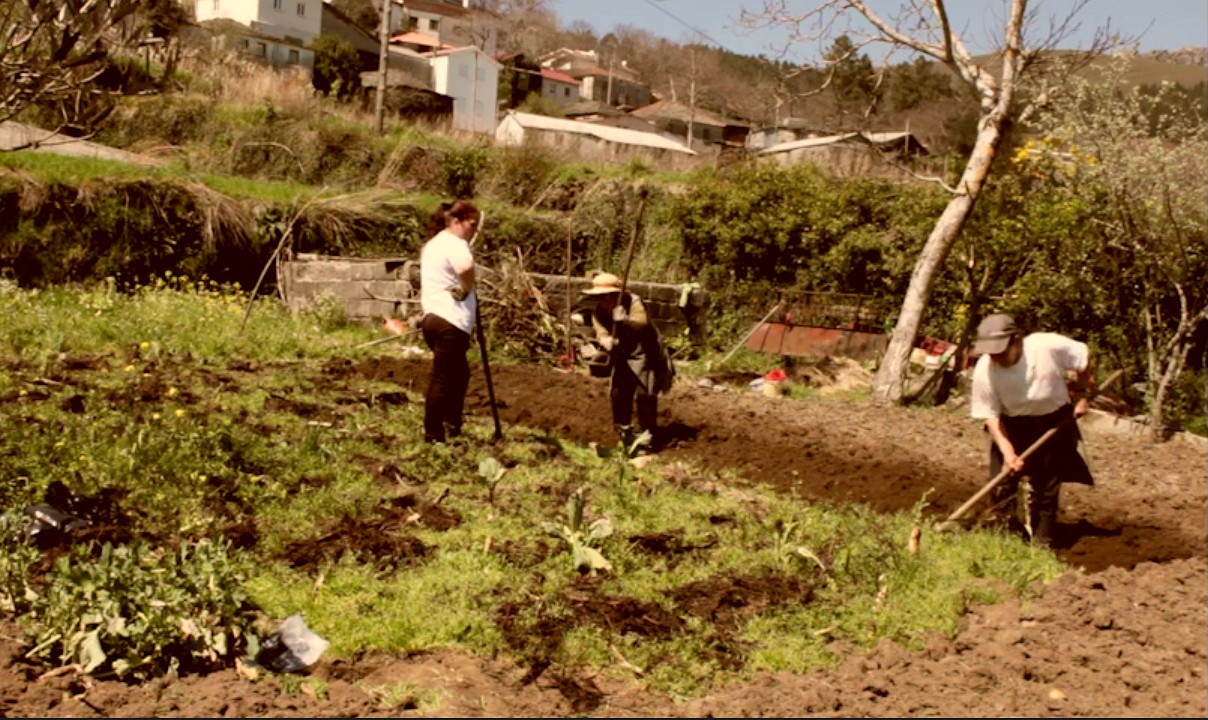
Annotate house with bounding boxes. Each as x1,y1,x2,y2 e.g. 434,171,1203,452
194,0,321,69
537,48,652,110
759,131,930,178
495,53,580,111
384,0,497,56
538,69,580,107
630,99,748,149
425,45,501,133
495,110,696,166
745,118,815,151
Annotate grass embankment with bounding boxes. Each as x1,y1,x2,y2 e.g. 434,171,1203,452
0,279,1067,700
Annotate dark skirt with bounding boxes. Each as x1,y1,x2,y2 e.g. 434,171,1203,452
989,404,1094,487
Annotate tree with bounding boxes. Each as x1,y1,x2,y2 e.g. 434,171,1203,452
329,0,380,34
1023,61,1207,438
888,56,956,113
0,0,139,137
480,0,556,58
740,0,1116,404
311,35,362,100
823,34,879,118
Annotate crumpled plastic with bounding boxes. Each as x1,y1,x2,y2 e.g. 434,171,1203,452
254,613,329,674
23,504,89,546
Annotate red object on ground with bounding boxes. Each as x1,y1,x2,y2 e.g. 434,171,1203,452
764,369,787,382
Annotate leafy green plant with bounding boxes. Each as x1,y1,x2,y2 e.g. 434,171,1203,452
542,487,614,575
24,539,255,679
773,519,829,577
477,457,507,506
0,513,39,614
440,147,487,198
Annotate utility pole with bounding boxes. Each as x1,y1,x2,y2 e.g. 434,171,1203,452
606,52,614,106
375,0,392,134
686,47,696,150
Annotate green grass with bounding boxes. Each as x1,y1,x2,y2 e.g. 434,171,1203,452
0,280,1072,697
0,149,346,205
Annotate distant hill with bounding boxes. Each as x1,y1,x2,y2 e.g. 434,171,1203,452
1112,50,1208,86
1141,47,1208,67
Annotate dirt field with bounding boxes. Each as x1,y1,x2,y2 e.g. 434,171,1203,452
2,358,1204,717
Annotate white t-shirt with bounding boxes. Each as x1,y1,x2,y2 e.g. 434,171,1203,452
970,332,1089,419
420,229,476,334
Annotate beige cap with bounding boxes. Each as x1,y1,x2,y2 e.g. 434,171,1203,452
582,272,622,295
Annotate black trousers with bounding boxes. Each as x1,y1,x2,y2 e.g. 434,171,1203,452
421,313,471,443
610,361,657,434
989,404,1092,543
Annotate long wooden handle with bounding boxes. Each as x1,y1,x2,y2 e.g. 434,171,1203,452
934,368,1123,532
475,308,503,441
618,190,649,297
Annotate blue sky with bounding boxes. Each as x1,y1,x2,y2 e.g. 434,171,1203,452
551,0,1208,62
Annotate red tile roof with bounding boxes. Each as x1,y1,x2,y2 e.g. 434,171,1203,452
390,31,447,48
540,68,580,85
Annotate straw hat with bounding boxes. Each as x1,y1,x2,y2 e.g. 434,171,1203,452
582,272,623,295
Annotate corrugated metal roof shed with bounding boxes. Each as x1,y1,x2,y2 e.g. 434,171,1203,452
499,111,696,155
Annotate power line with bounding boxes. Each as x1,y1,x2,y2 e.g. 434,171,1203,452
636,0,732,51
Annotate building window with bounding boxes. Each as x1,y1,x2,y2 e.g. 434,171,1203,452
288,49,300,64
273,0,281,9
408,16,419,30
254,42,267,58
564,87,570,97
296,2,305,16
212,0,219,10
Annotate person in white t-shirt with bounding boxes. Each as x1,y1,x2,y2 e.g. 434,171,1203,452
419,200,479,443
969,313,1098,546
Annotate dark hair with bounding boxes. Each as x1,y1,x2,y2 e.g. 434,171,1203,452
425,199,479,238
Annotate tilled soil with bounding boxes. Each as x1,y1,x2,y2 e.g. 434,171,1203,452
2,359,1204,718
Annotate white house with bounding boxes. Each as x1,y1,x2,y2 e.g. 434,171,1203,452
194,0,321,69
427,45,501,134
386,0,497,56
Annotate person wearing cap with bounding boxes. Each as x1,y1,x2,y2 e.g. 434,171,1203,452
582,272,675,455
968,313,1097,546
419,200,480,444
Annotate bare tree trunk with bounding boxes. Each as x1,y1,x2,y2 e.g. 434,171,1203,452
1147,303,1206,441
1150,343,1189,440
872,116,1008,403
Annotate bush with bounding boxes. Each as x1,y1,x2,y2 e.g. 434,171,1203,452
21,540,256,679
441,146,489,198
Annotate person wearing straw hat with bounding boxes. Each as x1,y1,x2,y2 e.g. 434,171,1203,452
582,272,675,455
419,200,480,444
968,313,1097,546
